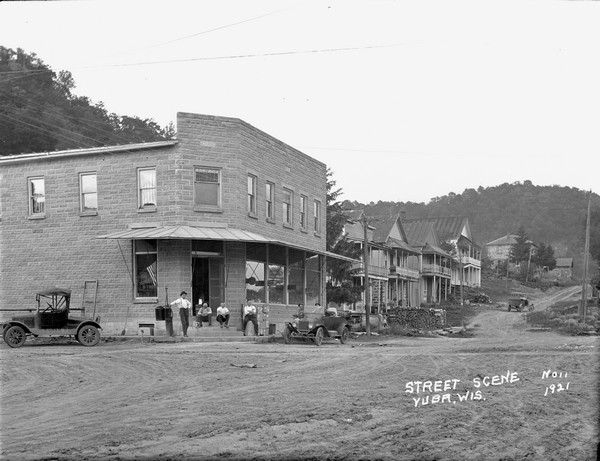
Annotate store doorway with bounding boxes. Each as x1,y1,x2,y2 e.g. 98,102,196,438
192,257,224,316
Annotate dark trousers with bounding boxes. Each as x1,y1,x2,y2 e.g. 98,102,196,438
243,314,258,336
179,308,190,335
217,314,230,326
197,314,212,326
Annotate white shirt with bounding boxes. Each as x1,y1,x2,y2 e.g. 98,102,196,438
243,304,256,316
171,296,191,310
217,306,229,316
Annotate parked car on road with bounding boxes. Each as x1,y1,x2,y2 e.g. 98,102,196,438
2,288,102,348
283,309,351,346
507,293,534,312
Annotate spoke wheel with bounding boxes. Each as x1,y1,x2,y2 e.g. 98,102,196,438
77,325,100,347
4,325,27,348
314,327,324,346
283,327,292,344
339,327,349,344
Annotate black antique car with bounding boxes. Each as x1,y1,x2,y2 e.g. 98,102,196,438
507,293,534,312
283,308,351,346
2,288,102,348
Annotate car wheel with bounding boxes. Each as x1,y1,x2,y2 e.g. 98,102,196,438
283,326,291,344
77,325,100,347
4,325,27,348
314,327,324,346
339,327,349,344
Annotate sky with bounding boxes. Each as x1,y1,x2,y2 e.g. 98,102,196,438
1,0,598,204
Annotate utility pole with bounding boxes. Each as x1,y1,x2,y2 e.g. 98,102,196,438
362,214,371,336
580,191,592,322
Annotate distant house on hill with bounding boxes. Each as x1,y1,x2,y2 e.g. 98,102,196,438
485,234,536,269
550,258,573,279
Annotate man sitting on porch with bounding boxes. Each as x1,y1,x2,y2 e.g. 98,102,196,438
196,303,212,327
216,303,230,328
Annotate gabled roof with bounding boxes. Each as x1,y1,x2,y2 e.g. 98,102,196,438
403,216,472,242
486,234,518,246
555,258,573,268
369,214,410,245
422,242,452,257
403,220,439,248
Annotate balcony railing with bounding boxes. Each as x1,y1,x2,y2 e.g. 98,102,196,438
389,266,420,279
422,264,451,276
351,262,388,278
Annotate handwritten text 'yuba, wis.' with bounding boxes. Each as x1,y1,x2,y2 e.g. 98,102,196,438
405,370,520,407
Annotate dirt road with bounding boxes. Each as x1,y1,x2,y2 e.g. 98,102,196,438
1,287,598,461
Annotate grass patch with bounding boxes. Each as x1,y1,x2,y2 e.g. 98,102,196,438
526,300,599,335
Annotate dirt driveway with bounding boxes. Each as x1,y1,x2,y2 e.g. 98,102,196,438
1,289,598,461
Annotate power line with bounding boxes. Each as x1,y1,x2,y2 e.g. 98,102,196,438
81,43,408,69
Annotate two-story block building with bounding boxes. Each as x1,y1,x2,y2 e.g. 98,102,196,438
0,112,345,336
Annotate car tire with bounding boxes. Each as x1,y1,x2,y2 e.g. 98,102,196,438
339,327,349,344
314,327,324,346
4,325,27,348
77,325,100,347
283,326,291,344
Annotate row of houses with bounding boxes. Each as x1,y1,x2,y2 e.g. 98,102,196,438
0,112,480,337
340,211,481,313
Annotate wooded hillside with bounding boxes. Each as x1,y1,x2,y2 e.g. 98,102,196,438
345,181,600,261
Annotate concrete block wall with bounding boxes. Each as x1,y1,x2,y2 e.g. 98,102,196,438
0,112,329,335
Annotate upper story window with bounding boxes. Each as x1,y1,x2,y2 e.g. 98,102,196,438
195,167,221,208
28,176,45,216
80,172,98,214
247,174,257,215
300,195,308,230
283,188,293,226
266,181,274,221
137,167,156,210
314,199,321,234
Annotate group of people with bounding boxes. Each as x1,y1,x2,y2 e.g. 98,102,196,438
168,291,231,337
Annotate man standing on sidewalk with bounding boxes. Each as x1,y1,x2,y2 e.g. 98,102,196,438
170,291,192,337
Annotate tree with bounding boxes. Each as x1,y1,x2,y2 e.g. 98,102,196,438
325,169,362,305
534,242,557,271
0,46,174,156
510,226,531,265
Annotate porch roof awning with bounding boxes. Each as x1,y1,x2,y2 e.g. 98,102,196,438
96,225,359,262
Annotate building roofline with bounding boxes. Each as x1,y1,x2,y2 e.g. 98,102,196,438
0,140,178,164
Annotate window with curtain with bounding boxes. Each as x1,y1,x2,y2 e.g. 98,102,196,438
306,253,322,305
288,249,305,305
268,245,287,304
137,168,156,210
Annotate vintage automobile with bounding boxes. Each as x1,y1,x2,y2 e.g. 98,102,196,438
283,308,351,346
2,288,102,348
507,293,534,312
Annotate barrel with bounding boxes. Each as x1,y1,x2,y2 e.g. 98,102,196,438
155,306,165,321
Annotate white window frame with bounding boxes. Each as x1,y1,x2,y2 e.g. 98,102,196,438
28,176,45,216
137,167,157,211
314,199,321,234
300,194,308,230
194,166,222,209
283,188,293,226
247,174,257,215
79,172,98,214
266,181,274,221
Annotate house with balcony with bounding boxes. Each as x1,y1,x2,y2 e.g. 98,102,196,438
370,214,420,308
403,219,452,304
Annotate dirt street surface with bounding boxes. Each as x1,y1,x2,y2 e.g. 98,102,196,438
1,288,598,461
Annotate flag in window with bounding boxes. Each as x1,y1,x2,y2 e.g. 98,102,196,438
146,262,157,285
